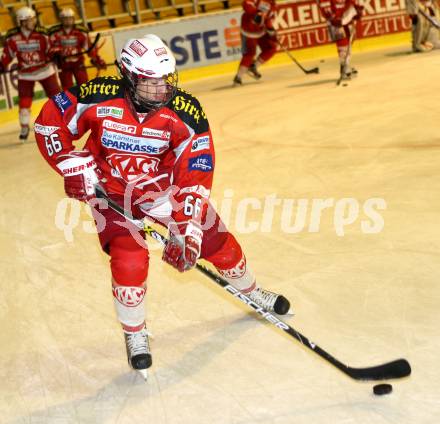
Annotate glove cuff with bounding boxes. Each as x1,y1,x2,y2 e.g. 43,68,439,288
56,153,97,176
168,220,203,243
184,221,203,244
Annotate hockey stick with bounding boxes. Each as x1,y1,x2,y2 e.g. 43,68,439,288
276,40,320,74
84,61,116,70
336,26,356,86
419,8,440,29
93,185,411,381
63,33,101,59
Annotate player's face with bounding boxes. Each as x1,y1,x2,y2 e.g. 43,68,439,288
20,17,36,31
136,77,172,104
61,16,75,29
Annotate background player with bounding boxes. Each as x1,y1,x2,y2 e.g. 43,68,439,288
317,0,364,81
406,0,440,52
0,6,60,141
49,8,106,90
34,34,291,379
233,0,278,85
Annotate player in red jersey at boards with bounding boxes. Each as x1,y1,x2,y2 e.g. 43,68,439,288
0,7,61,141
233,0,278,85
317,0,364,81
49,8,106,90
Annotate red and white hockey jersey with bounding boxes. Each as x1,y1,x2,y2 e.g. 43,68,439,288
317,0,363,25
241,0,277,38
49,24,99,68
34,77,214,224
1,26,55,81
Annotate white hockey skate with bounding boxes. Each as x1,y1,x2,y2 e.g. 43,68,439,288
248,287,292,315
233,75,243,86
247,63,262,80
124,327,152,380
339,64,358,81
19,125,29,142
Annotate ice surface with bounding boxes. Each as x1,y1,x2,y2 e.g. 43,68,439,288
0,46,439,423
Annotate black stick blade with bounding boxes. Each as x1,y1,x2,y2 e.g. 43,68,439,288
347,359,411,381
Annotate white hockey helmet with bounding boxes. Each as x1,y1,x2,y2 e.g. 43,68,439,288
119,34,178,110
16,6,36,22
59,8,75,18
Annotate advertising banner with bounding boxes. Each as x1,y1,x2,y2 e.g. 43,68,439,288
112,12,244,70
0,2,412,110
276,0,411,49
112,1,411,71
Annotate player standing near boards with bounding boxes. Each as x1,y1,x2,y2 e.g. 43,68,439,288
233,0,278,85
405,0,440,52
317,0,364,82
0,7,61,141
34,34,291,380
49,8,106,90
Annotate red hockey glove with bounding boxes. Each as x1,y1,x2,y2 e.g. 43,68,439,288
354,4,364,19
162,220,203,272
91,57,107,70
266,28,277,38
56,151,100,201
330,17,342,27
409,14,418,25
49,47,63,66
253,13,263,24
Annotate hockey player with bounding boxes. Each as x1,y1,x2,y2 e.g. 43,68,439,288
233,0,278,85
0,6,61,141
34,34,291,380
49,8,106,90
317,0,364,81
406,0,440,52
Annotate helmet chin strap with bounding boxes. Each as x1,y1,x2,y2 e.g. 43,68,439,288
133,97,155,113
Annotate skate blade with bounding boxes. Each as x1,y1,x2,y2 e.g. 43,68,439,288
136,368,148,381
285,308,295,316
246,72,261,80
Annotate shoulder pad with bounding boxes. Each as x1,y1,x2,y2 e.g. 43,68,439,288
69,76,125,103
75,24,89,33
48,24,62,34
34,26,48,35
170,88,208,133
5,27,20,38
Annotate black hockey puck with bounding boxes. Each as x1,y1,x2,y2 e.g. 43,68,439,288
342,83,348,87
373,384,393,396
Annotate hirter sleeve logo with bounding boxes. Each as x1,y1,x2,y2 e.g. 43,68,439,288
171,89,209,134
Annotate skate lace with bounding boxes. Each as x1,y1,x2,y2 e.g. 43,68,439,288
126,329,150,356
249,288,277,310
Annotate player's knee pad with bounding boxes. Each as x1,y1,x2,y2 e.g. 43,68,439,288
75,69,89,85
204,232,256,292
109,235,149,286
204,231,242,268
19,97,32,109
217,251,256,293
259,49,276,62
336,37,350,47
41,75,61,97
